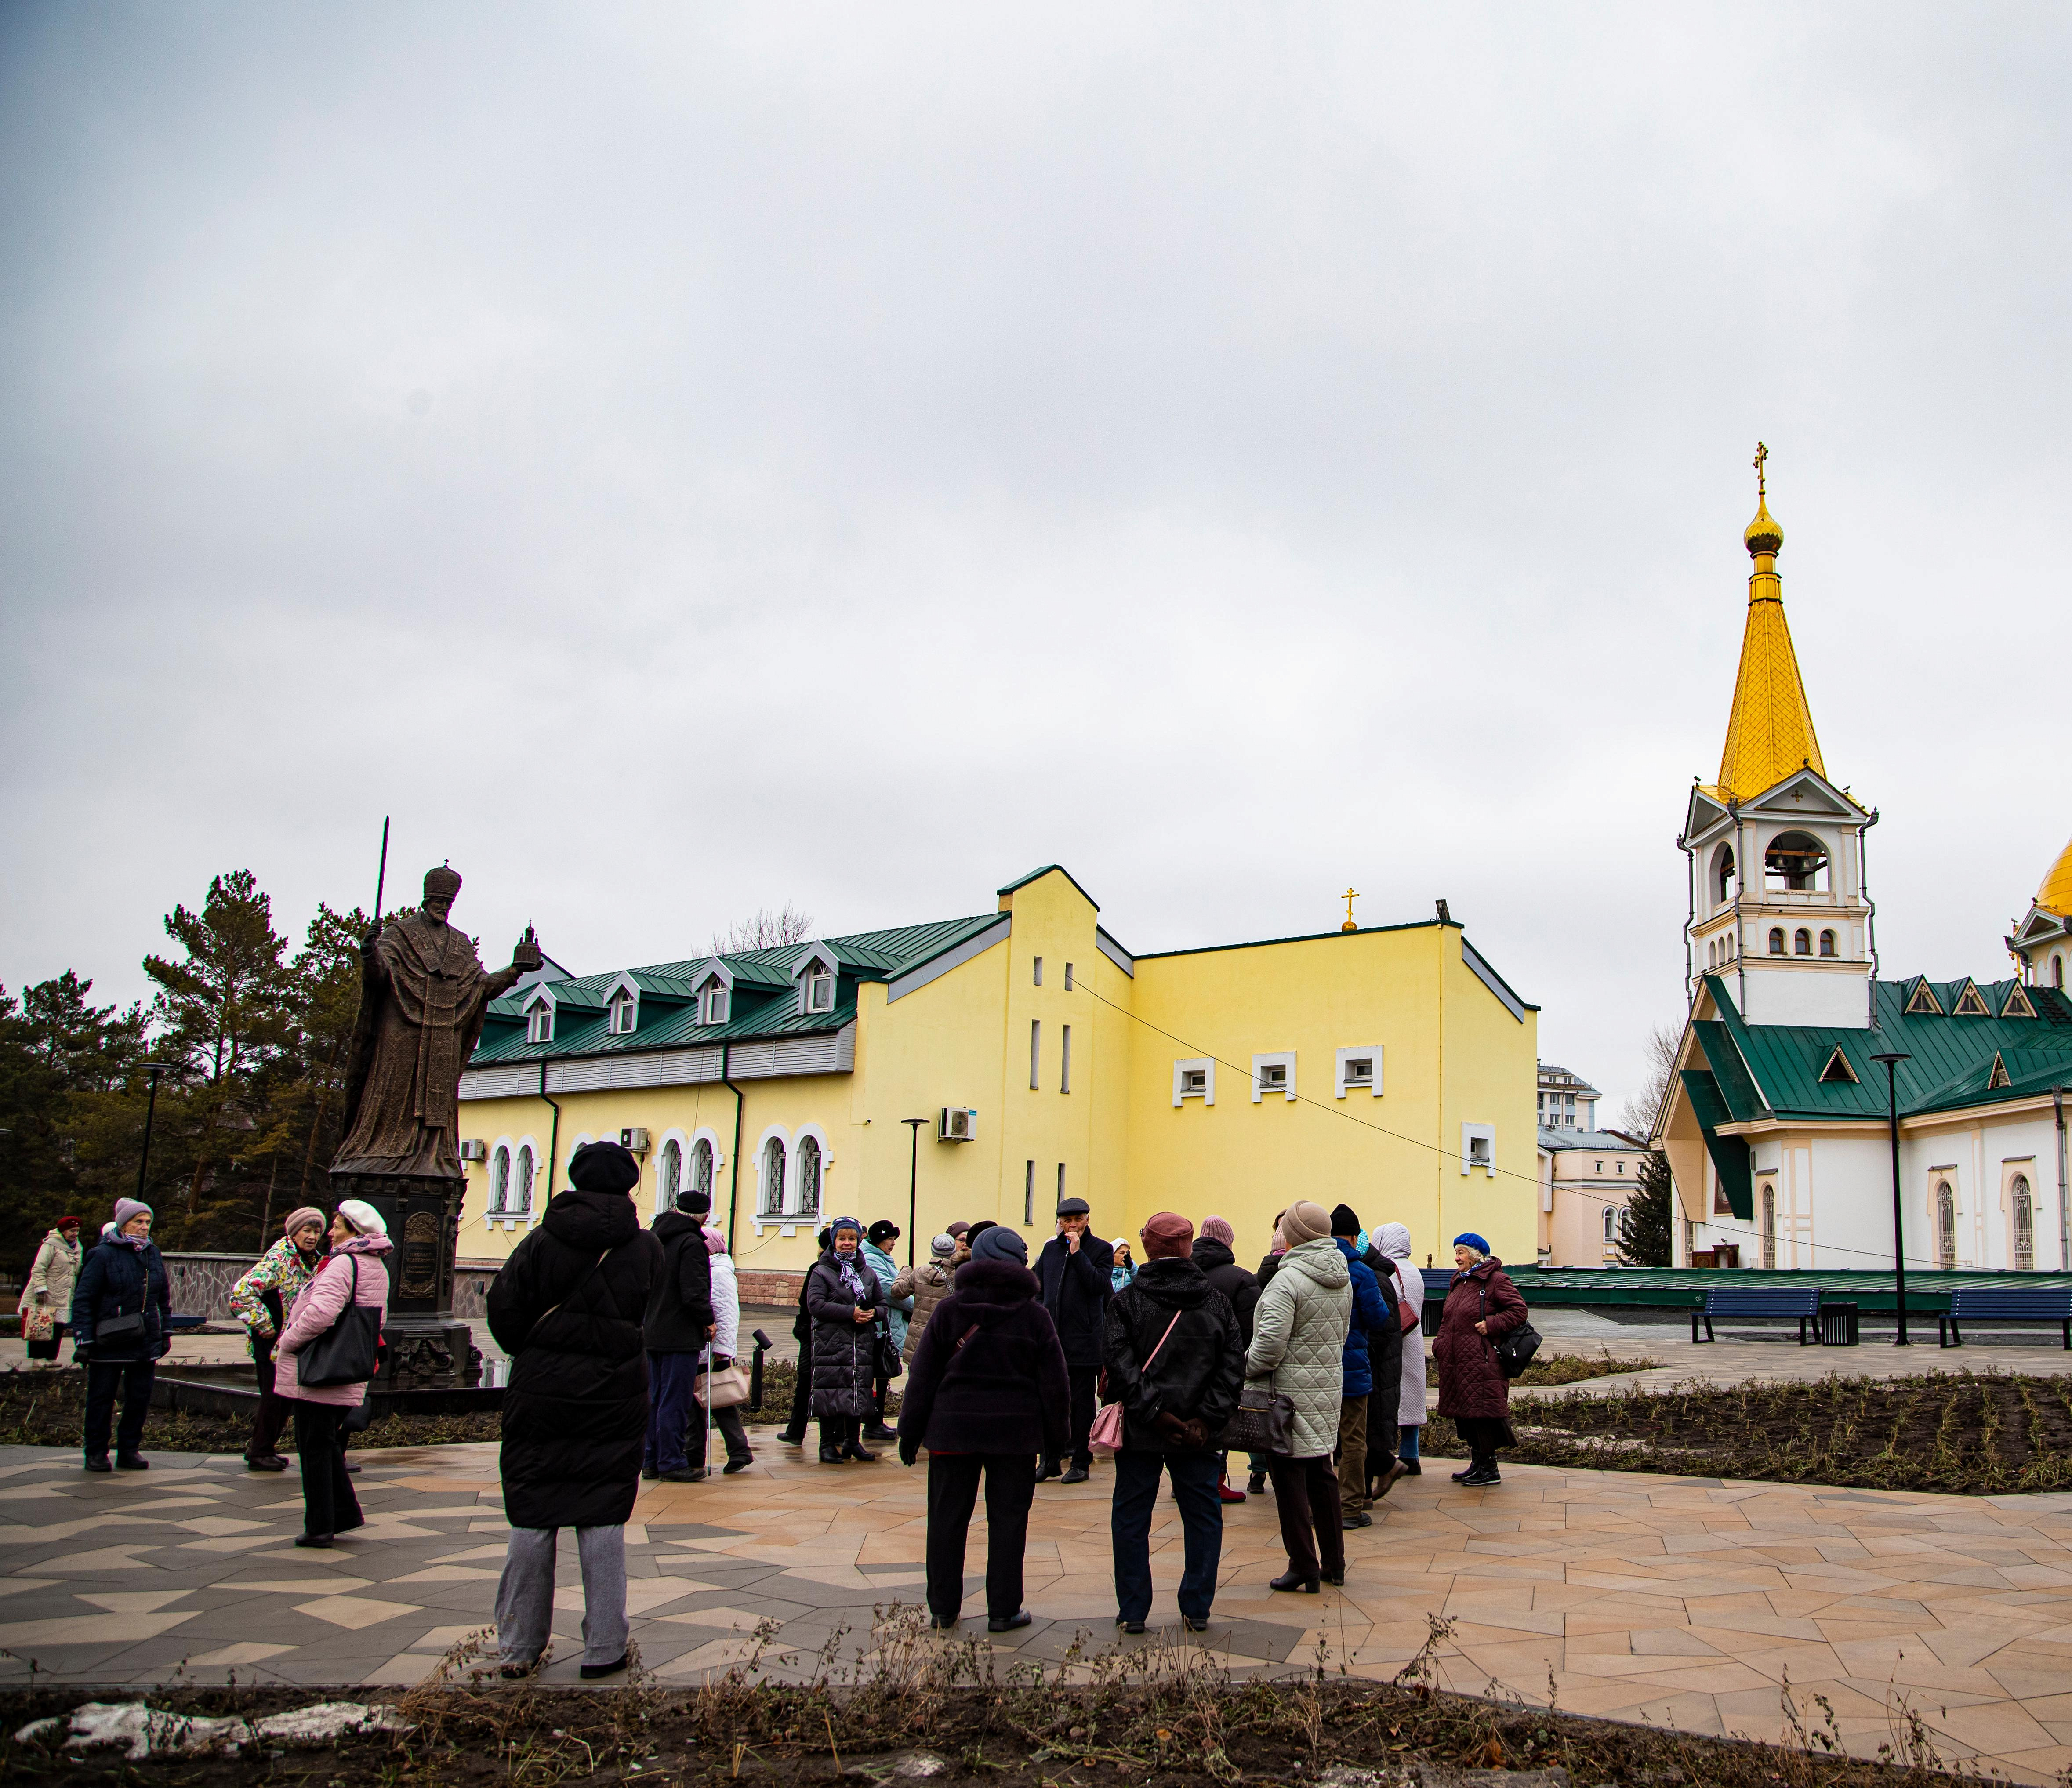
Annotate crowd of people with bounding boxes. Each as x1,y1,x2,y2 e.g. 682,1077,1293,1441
32,1142,1530,1668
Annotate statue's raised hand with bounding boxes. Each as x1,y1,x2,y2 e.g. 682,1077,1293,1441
361,918,385,956
513,925,543,971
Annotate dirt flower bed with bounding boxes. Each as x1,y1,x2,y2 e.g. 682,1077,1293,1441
0,1610,1981,1788
1506,1350,1659,1388
1424,1368,2072,1495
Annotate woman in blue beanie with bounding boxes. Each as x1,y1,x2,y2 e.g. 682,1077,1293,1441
1431,1233,1527,1487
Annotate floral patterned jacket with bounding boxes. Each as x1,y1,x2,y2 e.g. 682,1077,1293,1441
228,1237,321,1356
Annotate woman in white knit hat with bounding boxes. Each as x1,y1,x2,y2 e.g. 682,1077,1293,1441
275,1200,393,1546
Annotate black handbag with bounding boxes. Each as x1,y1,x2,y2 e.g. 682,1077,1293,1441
1481,1284,1542,1379
296,1256,383,1389
94,1311,147,1345
1221,1382,1296,1454
876,1329,904,1381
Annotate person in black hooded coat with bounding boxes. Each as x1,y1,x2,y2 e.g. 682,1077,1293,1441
805,1216,883,1464
896,1225,1069,1631
487,1141,664,1679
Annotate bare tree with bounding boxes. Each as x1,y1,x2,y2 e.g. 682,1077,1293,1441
1617,1021,1684,1139
711,904,815,955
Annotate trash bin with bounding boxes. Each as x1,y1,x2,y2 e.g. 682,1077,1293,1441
1819,1302,1859,1346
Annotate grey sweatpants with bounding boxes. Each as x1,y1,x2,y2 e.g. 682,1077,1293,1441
495,1524,628,1668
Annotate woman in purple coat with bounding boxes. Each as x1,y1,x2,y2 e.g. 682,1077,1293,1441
1430,1232,1528,1487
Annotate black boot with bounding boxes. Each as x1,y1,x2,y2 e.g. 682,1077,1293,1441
818,1418,847,1464
844,1419,877,1463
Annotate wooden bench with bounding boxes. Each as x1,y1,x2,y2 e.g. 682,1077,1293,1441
1691,1286,1822,1345
1938,1288,2072,1349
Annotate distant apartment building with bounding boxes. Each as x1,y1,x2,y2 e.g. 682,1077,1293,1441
1536,1059,1647,1264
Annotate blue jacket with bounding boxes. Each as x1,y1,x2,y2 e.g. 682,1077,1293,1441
862,1240,909,1353
71,1238,172,1364
1334,1237,1389,1396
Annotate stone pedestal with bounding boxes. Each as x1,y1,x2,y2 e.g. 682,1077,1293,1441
330,1171,483,1389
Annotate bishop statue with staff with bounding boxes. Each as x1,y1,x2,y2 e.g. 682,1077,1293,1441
333,865,543,1181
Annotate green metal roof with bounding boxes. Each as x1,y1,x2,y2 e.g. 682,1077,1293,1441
472,911,1004,1066
1697,973,2072,1122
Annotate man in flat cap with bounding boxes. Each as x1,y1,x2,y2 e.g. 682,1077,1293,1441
1034,1197,1114,1483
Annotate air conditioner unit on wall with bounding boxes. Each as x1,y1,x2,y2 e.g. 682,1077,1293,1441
459,1139,487,1162
621,1127,652,1155
938,1107,976,1142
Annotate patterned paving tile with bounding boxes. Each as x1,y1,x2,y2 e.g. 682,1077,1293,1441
8,1437,2072,1778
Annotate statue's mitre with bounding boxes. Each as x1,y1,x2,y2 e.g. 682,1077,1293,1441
423,864,463,900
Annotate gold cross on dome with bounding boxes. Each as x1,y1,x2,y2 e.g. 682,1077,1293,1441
1342,888,1359,932
1753,441,1768,498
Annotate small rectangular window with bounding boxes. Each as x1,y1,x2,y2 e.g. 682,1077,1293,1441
1060,1024,1072,1094
1024,1160,1034,1225
1344,1058,1372,1084
1030,1019,1041,1089
1033,957,1044,986
1064,962,1074,990
1183,1068,1207,1093
806,971,834,1013
1056,1162,1066,1208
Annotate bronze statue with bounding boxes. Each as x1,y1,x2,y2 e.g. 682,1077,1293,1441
333,865,543,1179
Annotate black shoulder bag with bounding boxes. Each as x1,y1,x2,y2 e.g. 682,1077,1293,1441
1481,1282,1542,1380
297,1256,384,1389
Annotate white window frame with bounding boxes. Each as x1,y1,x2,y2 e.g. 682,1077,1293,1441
792,944,840,1016
1252,1051,1296,1103
608,990,637,1034
755,1128,789,1219
489,1142,511,1214
701,984,731,1026
655,1133,683,1215
687,1128,722,1204
525,995,555,1044
806,971,835,1013
1335,1047,1383,1099
1172,1057,1215,1106
1461,1122,1495,1177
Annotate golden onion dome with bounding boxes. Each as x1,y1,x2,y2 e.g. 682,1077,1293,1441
1744,493,1784,559
2039,831,2072,916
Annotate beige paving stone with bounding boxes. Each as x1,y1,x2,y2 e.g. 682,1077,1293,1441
293,1594,425,1630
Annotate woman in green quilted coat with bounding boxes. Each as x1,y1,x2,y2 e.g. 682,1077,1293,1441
1243,1200,1353,1593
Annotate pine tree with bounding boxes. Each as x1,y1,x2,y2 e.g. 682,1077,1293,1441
1617,1148,1674,1266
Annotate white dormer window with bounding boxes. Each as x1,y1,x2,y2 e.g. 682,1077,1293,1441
527,1002,554,1044
701,986,730,1026
1336,1047,1384,1098
806,970,835,1013
607,990,637,1035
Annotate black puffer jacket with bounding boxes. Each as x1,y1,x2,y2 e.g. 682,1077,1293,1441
487,1189,664,1528
1190,1238,1260,1343
641,1209,715,1353
896,1257,1070,1464
1361,1244,1405,1423
1037,1233,1114,1367
1101,1257,1244,1454
70,1238,172,1364
805,1247,882,1421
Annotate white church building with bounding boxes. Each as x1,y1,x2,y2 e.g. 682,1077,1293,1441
1657,457,2072,1275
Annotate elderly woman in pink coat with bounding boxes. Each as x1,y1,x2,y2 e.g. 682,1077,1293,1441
275,1199,393,1547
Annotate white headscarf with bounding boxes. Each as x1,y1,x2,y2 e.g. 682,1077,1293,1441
1377,1222,1412,1260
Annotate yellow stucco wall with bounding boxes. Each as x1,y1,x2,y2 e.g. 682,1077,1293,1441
455,868,1537,1277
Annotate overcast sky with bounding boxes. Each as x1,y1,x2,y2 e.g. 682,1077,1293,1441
4,4,2068,1125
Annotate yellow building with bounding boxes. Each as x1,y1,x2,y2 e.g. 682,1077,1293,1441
455,867,1539,1288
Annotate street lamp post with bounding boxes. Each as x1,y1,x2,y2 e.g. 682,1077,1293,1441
133,1061,175,1204
900,1119,928,1267
1870,1051,1912,1346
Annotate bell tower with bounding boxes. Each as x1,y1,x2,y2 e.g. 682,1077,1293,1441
1680,447,1878,1028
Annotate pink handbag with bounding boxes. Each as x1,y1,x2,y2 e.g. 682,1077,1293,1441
1089,1309,1182,1456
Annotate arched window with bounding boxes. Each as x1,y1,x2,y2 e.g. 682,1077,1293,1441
490,1146,510,1213
2014,1174,2034,1271
1819,929,1836,957
2057,955,2066,989
690,1137,715,1200
1602,1205,1617,1244
1761,1183,1776,1269
795,1135,823,1217
760,1138,786,1216
1713,845,1737,907
1793,928,1811,956
513,1145,535,1213
1936,1181,1956,1270
608,990,636,1035
1764,831,1830,893
657,1137,682,1214
1769,927,1786,955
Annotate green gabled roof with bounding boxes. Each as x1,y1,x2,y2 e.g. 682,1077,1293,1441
1690,1019,1767,1121
1695,974,2072,1122
1679,1066,1753,1219
471,911,1005,1067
